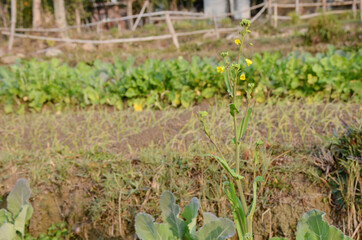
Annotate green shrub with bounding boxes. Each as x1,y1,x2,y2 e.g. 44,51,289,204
25,223,70,240
327,123,361,237
288,11,300,25
305,14,342,44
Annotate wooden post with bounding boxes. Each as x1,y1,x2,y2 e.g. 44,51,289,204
8,0,16,52
32,0,42,29
296,0,300,15
126,0,134,29
97,22,101,34
0,3,8,28
132,0,149,31
273,4,278,28
118,22,122,33
360,0,362,21
322,0,326,12
268,0,272,25
75,6,82,33
213,15,219,39
165,12,179,49
147,1,153,24
54,0,68,39
352,0,357,18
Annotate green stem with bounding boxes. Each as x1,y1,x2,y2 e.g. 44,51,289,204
235,25,252,239
232,74,248,224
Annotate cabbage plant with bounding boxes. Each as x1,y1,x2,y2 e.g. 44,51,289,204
0,179,33,240
135,191,235,240
271,210,352,240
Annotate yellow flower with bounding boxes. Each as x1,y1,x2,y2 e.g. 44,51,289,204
217,66,225,73
173,93,181,106
240,73,246,81
133,102,143,112
245,58,252,66
234,39,241,45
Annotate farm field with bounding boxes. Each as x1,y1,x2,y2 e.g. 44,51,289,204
1,46,361,113
1,99,361,239
0,4,361,240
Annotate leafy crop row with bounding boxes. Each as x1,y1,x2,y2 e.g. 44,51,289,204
0,46,360,113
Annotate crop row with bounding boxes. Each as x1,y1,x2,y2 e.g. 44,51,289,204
0,46,360,113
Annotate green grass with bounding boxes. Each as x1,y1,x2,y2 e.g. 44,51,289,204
0,99,360,239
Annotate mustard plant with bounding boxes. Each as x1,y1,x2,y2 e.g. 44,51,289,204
199,19,263,240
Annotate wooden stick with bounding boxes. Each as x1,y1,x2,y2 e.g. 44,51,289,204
352,0,357,18
251,5,267,23
0,25,261,46
323,0,327,12
1,31,173,44
300,9,350,18
8,0,16,52
328,1,354,6
131,0,149,31
274,4,278,28
360,0,362,21
213,15,219,39
296,0,300,15
118,23,122,33
275,1,353,8
0,3,8,28
268,0,272,25
96,22,101,34
165,12,179,49
75,6,81,33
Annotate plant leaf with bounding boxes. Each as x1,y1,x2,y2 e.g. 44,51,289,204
0,223,17,240
7,179,31,217
248,176,264,217
204,154,243,180
160,191,186,239
224,181,247,235
0,209,11,225
195,214,236,240
237,108,252,142
135,212,158,240
155,223,178,240
296,209,353,240
229,103,239,117
182,197,199,235
14,205,30,237
202,212,218,225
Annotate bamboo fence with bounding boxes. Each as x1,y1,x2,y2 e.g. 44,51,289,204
1,0,361,51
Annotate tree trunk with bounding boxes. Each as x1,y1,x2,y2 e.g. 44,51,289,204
126,0,134,29
0,2,8,28
32,0,42,29
171,0,178,11
75,4,81,33
53,0,68,38
8,0,16,52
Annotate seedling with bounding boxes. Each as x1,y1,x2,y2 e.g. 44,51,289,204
0,178,33,240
